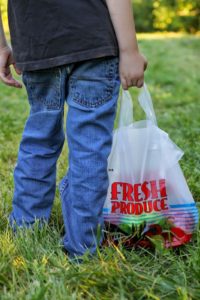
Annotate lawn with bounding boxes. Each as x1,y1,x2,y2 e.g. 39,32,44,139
0,33,200,299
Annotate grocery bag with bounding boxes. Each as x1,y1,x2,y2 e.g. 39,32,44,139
103,84,199,248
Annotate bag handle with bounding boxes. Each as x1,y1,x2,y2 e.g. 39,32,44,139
138,82,157,126
118,89,134,128
118,83,157,128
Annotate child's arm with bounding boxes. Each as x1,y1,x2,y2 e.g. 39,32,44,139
105,0,147,89
0,6,22,88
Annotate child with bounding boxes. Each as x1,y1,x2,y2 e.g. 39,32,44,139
0,0,147,260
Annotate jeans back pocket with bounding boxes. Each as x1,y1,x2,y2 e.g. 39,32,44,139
22,68,62,112
68,56,119,109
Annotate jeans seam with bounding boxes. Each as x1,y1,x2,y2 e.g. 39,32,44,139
59,177,68,197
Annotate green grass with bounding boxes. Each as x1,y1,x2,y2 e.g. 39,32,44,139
0,33,200,299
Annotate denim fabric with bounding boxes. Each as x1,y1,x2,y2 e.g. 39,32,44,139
9,56,120,259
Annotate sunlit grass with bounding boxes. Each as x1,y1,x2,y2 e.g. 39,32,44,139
138,31,200,40
0,34,200,299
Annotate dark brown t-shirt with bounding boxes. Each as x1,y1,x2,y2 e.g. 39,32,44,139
8,0,119,71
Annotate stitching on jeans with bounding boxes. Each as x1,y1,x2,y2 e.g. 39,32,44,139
70,58,118,108
59,177,69,197
24,69,62,111
44,69,61,110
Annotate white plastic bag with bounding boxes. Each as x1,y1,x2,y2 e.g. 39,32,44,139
103,84,199,247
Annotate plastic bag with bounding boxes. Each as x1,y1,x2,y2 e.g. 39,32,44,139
103,84,199,248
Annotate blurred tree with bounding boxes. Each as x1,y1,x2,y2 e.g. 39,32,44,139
152,0,200,32
132,0,155,32
132,0,199,32
175,0,200,33
153,0,176,31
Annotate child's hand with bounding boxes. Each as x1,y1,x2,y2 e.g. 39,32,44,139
0,45,22,88
119,50,148,90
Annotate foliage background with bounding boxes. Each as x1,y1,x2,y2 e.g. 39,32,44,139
133,0,200,33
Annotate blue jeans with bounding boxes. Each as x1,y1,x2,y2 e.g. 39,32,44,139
9,56,120,259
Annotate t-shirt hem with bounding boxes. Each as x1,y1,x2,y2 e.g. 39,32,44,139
16,46,119,72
